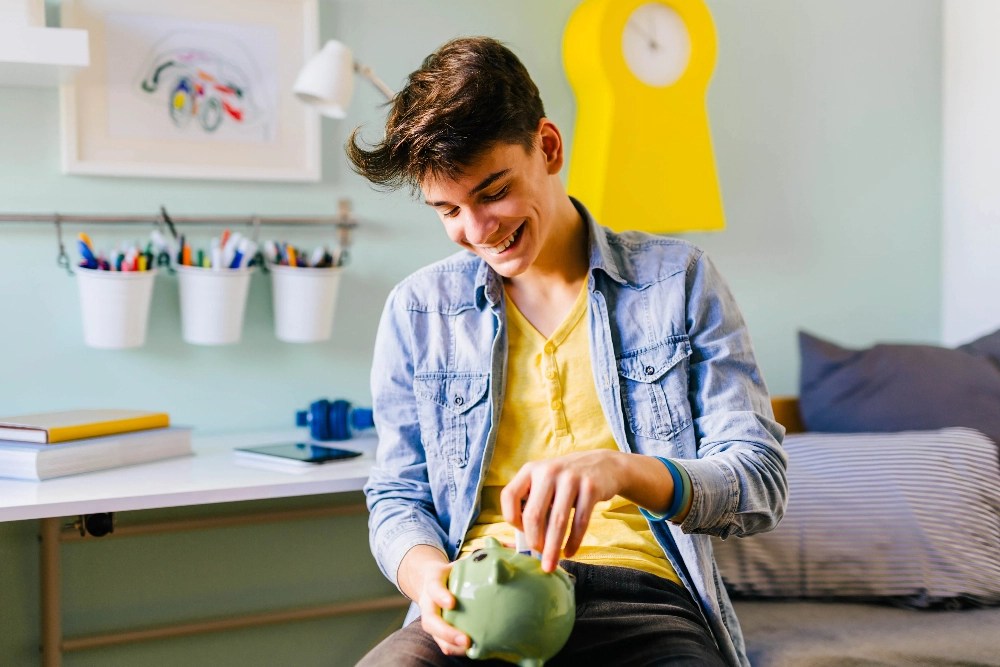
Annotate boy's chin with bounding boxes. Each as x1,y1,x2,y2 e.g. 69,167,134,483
485,258,529,279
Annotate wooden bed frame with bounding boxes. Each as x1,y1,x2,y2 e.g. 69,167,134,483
770,396,805,435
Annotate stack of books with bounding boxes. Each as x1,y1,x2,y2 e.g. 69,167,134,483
0,409,192,481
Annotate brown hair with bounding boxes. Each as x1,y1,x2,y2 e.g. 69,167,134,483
345,36,546,192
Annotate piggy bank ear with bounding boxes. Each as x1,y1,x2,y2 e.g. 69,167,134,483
491,558,515,584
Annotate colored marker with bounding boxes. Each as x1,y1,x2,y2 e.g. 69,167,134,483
309,245,326,268
262,240,280,265
221,232,242,268
77,239,98,269
78,232,95,254
229,242,245,269
126,248,139,271
242,240,258,268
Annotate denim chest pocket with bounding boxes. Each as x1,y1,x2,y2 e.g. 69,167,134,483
617,337,692,440
414,373,489,468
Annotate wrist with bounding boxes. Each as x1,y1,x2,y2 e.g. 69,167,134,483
638,457,691,523
616,452,673,514
398,544,449,600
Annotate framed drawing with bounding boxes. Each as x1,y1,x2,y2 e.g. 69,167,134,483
60,0,320,181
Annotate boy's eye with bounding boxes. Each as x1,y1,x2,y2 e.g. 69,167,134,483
483,185,509,202
443,207,460,218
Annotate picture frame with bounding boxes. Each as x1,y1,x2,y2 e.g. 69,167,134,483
60,0,320,182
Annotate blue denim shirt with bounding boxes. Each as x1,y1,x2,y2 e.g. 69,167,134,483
364,199,788,667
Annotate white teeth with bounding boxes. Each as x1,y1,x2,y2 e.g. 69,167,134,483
487,227,519,255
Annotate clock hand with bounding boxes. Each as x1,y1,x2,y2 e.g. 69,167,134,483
626,19,659,50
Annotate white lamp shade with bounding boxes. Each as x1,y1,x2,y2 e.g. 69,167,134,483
294,40,355,119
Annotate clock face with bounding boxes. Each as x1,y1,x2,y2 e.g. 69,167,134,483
622,2,691,87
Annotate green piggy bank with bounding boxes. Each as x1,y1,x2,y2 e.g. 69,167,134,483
443,537,576,667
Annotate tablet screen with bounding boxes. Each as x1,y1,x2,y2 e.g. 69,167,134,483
235,443,362,464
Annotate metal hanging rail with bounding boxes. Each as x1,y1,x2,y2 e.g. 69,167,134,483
1,198,359,275
0,213,355,226
0,201,358,229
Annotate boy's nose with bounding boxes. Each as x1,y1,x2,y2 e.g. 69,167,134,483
464,211,501,247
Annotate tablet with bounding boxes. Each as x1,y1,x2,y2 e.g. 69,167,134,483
234,443,362,466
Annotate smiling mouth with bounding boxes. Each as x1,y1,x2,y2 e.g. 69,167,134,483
483,224,523,256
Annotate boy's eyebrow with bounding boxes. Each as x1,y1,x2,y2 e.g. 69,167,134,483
424,169,511,207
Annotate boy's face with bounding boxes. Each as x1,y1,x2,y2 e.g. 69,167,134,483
420,123,563,279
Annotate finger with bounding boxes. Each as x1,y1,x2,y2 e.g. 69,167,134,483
541,474,577,572
500,465,533,529
563,478,596,559
420,563,455,611
434,637,470,657
429,582,455,611
422,612,469,656
521,467,556,552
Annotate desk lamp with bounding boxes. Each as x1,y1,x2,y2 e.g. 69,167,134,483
293,39,395,117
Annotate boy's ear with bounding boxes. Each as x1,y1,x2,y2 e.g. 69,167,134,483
538,119,564,175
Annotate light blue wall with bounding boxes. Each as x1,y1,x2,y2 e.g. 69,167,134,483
0,1,941,664
691,0,942,369
0,0,941,431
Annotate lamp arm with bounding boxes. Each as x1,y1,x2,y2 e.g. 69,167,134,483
353,61,395,101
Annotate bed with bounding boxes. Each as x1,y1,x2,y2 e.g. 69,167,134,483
733,598,1000,666
722,393,1000,667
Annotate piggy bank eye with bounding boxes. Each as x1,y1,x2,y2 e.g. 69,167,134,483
473,551,488,562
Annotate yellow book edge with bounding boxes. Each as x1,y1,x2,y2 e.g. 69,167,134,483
45,415,170,443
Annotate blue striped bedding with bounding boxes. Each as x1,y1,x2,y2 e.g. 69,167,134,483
713,428,1000,608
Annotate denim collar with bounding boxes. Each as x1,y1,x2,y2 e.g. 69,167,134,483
474,197,628,310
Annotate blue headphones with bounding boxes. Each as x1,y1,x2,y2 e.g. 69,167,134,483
296,399,374,441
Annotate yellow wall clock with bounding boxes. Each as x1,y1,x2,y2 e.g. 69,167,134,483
563,0,725,233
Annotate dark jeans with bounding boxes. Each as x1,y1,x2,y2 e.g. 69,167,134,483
358,561,728,666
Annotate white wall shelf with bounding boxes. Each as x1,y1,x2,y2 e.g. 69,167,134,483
0,25,89,87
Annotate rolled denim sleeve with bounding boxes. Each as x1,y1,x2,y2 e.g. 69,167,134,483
363,286,450,588
677,253,788,539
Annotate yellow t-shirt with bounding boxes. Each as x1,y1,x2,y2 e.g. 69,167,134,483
460,283,679,584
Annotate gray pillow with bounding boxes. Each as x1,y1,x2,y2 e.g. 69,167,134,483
798,329,1000,442
713,429,1000,608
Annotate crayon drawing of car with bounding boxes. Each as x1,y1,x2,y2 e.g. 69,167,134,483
140,50,249,133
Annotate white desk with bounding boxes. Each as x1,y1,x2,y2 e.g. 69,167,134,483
0,429,399,667
0,429,378,522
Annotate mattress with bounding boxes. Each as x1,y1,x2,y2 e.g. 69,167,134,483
733,600,1000,666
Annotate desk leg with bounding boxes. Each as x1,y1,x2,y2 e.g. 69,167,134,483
40,517,62,667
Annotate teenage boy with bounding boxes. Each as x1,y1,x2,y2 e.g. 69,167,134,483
351,37,787,666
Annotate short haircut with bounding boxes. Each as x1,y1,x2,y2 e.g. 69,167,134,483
345,36,546,192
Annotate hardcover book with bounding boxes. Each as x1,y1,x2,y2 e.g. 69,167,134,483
0,409,170,444
0,427,192,480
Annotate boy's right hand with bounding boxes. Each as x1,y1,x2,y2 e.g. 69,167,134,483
399,544,470,656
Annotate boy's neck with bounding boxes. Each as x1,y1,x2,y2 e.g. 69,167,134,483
522,194,588,281
502,196,589,337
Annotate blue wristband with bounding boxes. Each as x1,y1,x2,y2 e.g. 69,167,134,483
639,457,686,522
